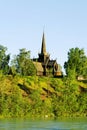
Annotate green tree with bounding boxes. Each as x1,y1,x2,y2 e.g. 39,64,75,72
11,48,36,76
64,47,87,78
0,45,10,74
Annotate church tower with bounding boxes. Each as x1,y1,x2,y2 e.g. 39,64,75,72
38,32,49,63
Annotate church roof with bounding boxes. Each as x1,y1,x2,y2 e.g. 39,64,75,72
33,61,43,72
48,60,56,66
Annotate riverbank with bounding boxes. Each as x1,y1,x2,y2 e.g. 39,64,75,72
0,75,87,118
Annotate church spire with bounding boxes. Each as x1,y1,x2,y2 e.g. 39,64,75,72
41,32,46,55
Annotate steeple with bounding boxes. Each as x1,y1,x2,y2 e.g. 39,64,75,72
38,32,49,63
41,32,46,55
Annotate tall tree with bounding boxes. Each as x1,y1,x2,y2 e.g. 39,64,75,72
64,47,87,78
11,48,36,76
0,45,10,74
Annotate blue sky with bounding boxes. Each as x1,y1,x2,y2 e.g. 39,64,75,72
0,0,87,72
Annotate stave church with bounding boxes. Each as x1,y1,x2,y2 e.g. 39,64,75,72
33,32,62,77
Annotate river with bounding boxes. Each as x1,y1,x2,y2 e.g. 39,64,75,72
0,118,87,130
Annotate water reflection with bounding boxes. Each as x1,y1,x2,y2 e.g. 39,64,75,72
0,118,87,130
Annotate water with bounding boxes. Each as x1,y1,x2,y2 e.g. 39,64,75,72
0,118,87,130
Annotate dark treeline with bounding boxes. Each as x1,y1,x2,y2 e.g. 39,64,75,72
0,44,87,118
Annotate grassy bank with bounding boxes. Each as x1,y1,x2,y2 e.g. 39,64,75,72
0,74,87,118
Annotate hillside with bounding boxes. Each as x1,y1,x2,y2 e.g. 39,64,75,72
0,74,87,118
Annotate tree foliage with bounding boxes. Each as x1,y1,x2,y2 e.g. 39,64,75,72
64,47,87,78
0,45,10,74
11,48,36,76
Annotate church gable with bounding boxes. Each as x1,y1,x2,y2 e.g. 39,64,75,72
33,62,43,76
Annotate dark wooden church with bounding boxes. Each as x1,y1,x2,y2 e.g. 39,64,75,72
33,32,62,77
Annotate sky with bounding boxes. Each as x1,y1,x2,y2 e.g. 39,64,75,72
0,0,87,72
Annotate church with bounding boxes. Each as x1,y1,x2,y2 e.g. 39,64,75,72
33,32,62,77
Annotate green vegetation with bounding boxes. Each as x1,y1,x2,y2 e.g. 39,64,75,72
0,75,87,118
11,48,36,76
64,47,87,79
0,45,10,74
0,45,87,118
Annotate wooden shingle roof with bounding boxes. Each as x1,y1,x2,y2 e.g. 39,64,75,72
48,60,56,66
33,62,43,72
